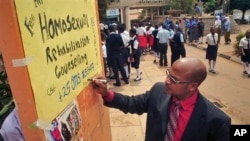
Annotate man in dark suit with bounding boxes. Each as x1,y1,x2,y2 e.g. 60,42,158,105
106,25,129,86
91,57,230,141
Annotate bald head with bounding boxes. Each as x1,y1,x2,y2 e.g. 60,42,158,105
172,57,207,84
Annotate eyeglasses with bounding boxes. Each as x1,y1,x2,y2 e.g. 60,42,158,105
166,70,192,84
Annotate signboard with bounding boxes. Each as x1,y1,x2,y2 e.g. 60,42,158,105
106,9,120,16
14,0,102,122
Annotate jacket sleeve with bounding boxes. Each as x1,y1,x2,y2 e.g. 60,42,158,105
103,82,166,115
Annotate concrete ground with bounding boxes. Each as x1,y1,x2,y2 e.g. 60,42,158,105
105,24,250,141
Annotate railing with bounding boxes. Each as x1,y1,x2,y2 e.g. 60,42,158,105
107,0,165,3
107,0,167,9
138,0,165,3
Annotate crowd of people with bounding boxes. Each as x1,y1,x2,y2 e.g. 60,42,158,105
100,18,188,87
95,10,250,140
99,11,250,87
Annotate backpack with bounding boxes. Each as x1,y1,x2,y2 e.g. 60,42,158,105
198,21,204,30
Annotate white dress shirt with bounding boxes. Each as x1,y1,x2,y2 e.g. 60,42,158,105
206,33,218,45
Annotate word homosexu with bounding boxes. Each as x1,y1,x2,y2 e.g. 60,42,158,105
39,12,89,43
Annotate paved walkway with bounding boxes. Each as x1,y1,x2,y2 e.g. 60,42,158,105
190,24,250,64
106,24,250,141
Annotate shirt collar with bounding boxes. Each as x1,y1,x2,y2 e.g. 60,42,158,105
131,35,136,40
172,91,198,110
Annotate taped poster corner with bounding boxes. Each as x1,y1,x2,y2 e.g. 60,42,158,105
33,119,53,131
12,56,34,67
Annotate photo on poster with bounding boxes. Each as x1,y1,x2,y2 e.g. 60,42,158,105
45,100,82,141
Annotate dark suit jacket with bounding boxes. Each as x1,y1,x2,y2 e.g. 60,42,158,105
106,33,124,53
104,82,231,141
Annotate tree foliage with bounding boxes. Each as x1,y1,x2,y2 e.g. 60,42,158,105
203,0,219,13
170,0,196,14
233,33,245,56
98,0,108,22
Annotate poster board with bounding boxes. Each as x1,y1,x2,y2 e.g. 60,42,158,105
14,0,102,122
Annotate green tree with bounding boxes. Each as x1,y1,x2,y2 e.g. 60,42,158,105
98,0,108,22
233,33,245,57
170,0,196,14
203,0,223,14
204,0,217,13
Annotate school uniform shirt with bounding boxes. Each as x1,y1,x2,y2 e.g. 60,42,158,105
120,31,130,47
102,42,107,58
156,29,170,44
239,37,250,49
131,36,139,50
0,108,25,141
136,27,146,36
206,33,218,46
214,16,221,28
169,29,175,39
224,19,231,32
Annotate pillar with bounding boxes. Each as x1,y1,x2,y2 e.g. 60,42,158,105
150,8,154,20
124,6,131,31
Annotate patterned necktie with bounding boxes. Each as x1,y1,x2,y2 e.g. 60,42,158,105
212,34,216,45
165,101,181,141
248,39,250,54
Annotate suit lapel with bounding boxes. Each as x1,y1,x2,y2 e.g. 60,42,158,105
181,94,207,141
160,94,172,136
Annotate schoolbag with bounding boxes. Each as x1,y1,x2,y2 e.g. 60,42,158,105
198,21,204,30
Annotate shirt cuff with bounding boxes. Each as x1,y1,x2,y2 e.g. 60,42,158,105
103,90,114,102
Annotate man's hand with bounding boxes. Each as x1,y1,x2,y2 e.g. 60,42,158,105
90,77,109,97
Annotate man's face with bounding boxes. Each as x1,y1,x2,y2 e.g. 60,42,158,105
211,28,215,34
246,31,250,38
164,69,192,99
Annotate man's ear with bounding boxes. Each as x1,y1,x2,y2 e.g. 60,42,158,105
189,82,199,92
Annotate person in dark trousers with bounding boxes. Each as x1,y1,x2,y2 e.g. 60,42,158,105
223,17,231,45
152,24,159,63
214,16,221,44
170,27,186,65
156,25,170,66
168,23,176,65
90,57,230,141
106,25,129,86
197,18,204,44
117,24,130,79
239,29,250,77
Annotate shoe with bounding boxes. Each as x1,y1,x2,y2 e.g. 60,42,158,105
121,75,130,80
113,83,121,86
164,64,168,67
153,60,156,63
208,69,212,72
211,70,216,74
108,76,115,79
160,64,163,66
125,80,129,84
243,70,248,75
248,74,250,78
134,77,141,81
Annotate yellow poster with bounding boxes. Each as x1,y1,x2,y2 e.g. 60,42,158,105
14,0,102,122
